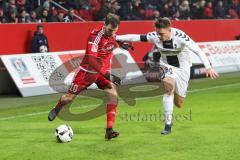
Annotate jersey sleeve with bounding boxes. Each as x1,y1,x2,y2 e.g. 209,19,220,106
176,31,212,69
146,32,158,43
115,34,141,42
115,31,157,43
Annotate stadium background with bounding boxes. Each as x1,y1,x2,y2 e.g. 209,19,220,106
0,19,240,62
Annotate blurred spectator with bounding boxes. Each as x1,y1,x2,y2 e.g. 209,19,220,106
6,0,18,15
160,3,171,18
173,0,180,7
142,0,163,9
0,7,6,23
214,0,226,19
39,8,51,22
29,10,38,22
191,0,206,19
153,10,160,20
64,8,77,22
204,1,214,19
172,10,181,20
18,9,29,23
167,1,178,17
16,0,26,10
119,0,133,20
111,0,120,14
52,11,65,22
179,0,191,19
89,0,101,15
57,0,69,9
94,0,120,20
159,0,179,19
79,0,91,10
0,0,4,7
31,24,49,53
66,0,81,10
94,0,112,20
131,0,145,20
43,0,51,10
0,0,239,23
228,0,240,19
8,10,18,23
144,5,155,20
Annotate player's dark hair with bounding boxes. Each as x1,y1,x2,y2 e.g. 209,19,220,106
155,17,171,29
105,13,120,28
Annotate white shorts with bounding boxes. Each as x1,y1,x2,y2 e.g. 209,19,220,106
162,63,190,97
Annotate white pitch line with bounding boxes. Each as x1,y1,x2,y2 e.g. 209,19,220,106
124,82,240,101
0,104,98,121
0,111,48,121
188,82,240,93
0,83,240,121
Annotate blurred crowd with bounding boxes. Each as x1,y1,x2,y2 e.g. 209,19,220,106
0,0,240,23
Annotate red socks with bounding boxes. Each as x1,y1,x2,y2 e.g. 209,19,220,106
106,103,117,129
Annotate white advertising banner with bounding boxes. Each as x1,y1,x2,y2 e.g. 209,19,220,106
1,40,240,97
191,40,240,73
1,49,145,97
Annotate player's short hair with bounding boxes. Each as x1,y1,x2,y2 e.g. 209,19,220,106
155,17,171,29
105,13,120,28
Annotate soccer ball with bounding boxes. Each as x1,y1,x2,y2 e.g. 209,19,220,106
55,124,73,143
39,45,48,53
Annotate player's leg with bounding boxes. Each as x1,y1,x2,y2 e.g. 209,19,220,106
48,93,76,121
173,68,190,108
161,65,190,134
96,75,119,140
161,76,175,135
104,84,119,140
48,70,95,121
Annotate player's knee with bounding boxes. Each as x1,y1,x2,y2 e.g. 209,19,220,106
163,79,175,95
165,90,174,96
108,91,118,104
164,85,174,95
109,91,118,101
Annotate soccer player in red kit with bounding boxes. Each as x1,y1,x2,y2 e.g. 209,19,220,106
48,13,121,140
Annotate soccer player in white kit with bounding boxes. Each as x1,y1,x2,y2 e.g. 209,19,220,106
116,17,218,135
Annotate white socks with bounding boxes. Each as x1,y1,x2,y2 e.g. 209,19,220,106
163,94,174,125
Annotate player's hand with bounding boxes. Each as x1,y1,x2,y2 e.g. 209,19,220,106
105,73,121,85
118,41,134,51
206,68,219,79
111,74,121,85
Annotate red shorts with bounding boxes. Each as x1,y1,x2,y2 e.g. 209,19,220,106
68,70,111,95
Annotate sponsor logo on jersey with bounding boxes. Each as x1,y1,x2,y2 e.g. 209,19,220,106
91,44,98,52
102,42,118,52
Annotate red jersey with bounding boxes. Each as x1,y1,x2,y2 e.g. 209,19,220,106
80,27,119,75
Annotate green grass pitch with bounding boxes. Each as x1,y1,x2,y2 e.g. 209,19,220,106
0,72,240,160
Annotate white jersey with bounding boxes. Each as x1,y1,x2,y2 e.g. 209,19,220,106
116,28,211,69
146,28,209,69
